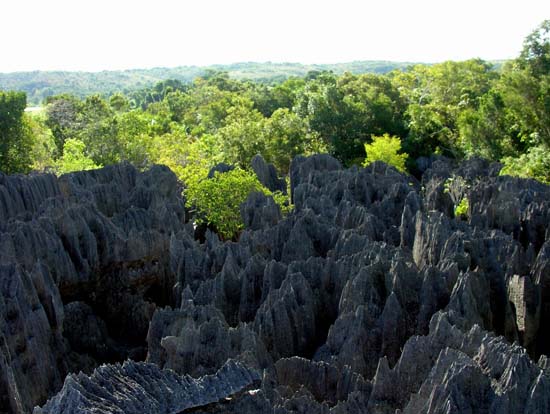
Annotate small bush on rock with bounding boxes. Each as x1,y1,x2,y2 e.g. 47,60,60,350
454,197,469,219
363,134,408,172
186,167,287,239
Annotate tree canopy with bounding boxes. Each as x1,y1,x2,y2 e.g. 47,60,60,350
0,91,33,174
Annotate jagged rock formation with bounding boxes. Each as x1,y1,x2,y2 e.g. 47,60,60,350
33,360,260,414
1,155,549,413
251,154,287,194
0,164,185,413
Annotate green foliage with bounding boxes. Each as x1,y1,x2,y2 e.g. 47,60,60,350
395,59,497,159
185,168,269,240
363,134,408,172
26,111,56,171
271,188,292,215
44,94,82,155
109,93,130,112
500,145,550,184
215,101,266,167
264,108,326,173
457,88,520,160
519,20,550,78
214,104,326,173
55,138,101,174
248,77,305,117
0,90,34,174
76,94,119,165
114,110,156,168
454,197,469,219
297,72,407,165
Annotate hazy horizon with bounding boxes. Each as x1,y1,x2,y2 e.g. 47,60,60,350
2,0,549,73
2,59,426,75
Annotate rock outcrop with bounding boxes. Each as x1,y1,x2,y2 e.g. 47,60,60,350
1,155,549,413
0,164,185,413
33,359,260,414
251,154,287,194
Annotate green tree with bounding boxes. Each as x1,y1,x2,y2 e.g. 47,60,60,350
248,77,305,117
499,68,550,148
0,91,34,174
297,72,407,165
26,111,56,171
395,60,497,159
498,21,550,149
519,20,550,78
77,94,119,165
457,88,521,160
181,81,249,136
264,108,326,173
489,21,550,182
363,134,408,172
109,93,130,112
214,102,266,167
114,110,157,168
55,138,101,174
500,145,550,184
186,168,269,239
44,94,82,156
164,90,188,122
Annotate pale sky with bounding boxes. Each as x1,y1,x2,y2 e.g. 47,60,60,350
1,0,549,72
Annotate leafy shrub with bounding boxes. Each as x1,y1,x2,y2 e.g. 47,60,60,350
55,139,101,174
454,197,469,219
363,133,408,172
271,187,292,215
185,167,288,240
443,175,471,219
500,145,550,184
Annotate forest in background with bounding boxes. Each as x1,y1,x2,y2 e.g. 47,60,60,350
0,61,417,106
1,20,549,238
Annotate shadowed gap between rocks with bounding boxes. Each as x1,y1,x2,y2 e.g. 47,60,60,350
60,258,177,365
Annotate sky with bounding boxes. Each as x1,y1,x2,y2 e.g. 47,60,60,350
1,0,550,72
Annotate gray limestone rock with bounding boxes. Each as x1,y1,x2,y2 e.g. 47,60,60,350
146,300,270,377
207,162,235,178
241,191,282,231
0,163,186,412
251,154,287,193
34,359,260,414
2,154,550,414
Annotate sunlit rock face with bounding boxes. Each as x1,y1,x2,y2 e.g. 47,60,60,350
1,155,550,414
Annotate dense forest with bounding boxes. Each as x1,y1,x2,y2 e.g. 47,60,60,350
1,21,549,238
0,61,416,105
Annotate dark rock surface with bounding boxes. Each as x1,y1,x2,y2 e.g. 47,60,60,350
251,154,287,193
0,164,185,413
33,359,260,414
207,162,234,178
1,155,550,413
240,191,282,231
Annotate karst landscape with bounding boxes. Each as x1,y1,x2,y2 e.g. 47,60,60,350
0,153,549,413
1,10,550,414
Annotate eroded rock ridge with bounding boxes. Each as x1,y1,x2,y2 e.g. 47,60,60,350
1,155,549,413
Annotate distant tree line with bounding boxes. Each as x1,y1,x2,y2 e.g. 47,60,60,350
0,61,416,106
